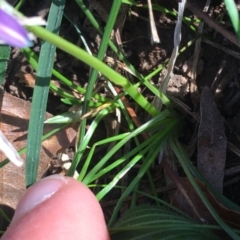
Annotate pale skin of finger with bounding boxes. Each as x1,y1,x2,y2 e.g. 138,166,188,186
2,177,110,240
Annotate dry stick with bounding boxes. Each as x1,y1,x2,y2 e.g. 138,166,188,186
186,1,240,48
130,10,172,29
190,0,211,95
203,38,240,59
223,176,240,187
149,0,186,116
227,142,240,158
114,4,129,49
210,60,226,94
147,0,160,44
224,165,240,177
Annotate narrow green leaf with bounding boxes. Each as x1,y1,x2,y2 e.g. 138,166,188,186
26,26,159,117
110,205,219,240
77,0,122,157
26,0,66,186
108,118,178,225
0,207,11,223
0,45,11,85
170,139,240,239
44,109,83,124
224,0,240,39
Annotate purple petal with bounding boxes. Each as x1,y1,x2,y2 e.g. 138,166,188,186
0,9,31,47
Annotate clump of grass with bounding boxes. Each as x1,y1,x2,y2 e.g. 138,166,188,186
1,0,240,239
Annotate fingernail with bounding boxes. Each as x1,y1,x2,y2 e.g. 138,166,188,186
12,175,68,223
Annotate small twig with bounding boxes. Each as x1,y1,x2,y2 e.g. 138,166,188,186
150,0,186,114
130,10,172,29
114,4,129,49
225,165,240,177
224,175,240,187
210,60,226,94
168,94,200,121
203,38,240,59
147,0,160,44
227,142,240,158
190,0,211,94
185,1,240,48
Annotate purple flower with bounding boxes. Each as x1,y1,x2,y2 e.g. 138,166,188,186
0,8,31,47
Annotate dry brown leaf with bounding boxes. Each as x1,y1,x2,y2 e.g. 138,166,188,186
171,177,240,229
16,71,82,100
0,91,76,215
16,72,61,90
16,72,36,88
198,86,227,193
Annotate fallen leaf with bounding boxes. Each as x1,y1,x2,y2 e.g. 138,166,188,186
0,90,76,224
171,177,240,229
198,86,227,193
16,72,36,88
16,71,82,99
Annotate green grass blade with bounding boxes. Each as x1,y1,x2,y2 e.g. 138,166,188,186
15,0,25,9
224,0,240,39
89,184,206,221
0,45,11,85
76,0,171,107
95,136,160,200
82,111,172,184
68,106,115,177
78,133,128,181
27,27,159,117
173,140,240,212
64,13,92,55
110,206,220,240
122,0,198,31
78,0,122,155
25,0,66,186
0,208,11,223
108,119,178,226
88,133,159,183
75,0,143,79
21,48,109,103
170,138,240,239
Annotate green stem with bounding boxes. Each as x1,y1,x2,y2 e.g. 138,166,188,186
26,26,159,116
